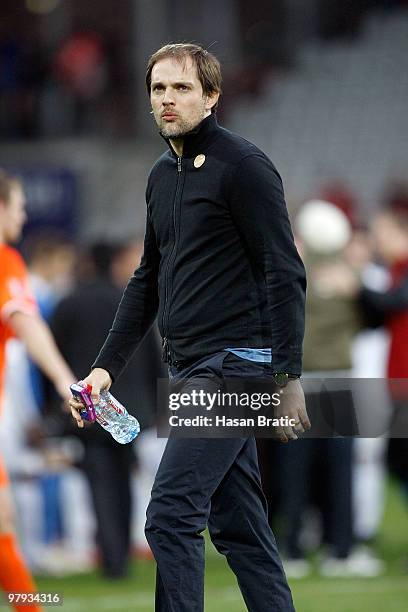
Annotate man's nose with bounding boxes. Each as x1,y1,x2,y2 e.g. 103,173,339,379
162,88,175,105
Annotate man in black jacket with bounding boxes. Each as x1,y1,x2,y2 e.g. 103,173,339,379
69,44,309,611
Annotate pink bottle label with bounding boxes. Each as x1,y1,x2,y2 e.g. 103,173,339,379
108,396,124,416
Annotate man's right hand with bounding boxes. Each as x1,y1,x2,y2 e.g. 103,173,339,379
69,368,112,429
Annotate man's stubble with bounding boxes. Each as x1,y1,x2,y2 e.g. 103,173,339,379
157,98,208,140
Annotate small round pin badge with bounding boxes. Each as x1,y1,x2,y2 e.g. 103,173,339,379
194,154,206,168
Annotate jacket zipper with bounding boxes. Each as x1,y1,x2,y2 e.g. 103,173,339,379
162,155,182,363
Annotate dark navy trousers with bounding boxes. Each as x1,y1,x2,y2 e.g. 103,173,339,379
145,351,294,611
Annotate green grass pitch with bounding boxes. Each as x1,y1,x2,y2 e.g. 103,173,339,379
2,479,407,611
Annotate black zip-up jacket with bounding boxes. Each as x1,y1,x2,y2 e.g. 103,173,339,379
93,114,306,379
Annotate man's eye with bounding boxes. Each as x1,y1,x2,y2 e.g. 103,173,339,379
178,85,188,91
153,86,164,92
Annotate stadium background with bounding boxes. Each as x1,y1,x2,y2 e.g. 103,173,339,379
1,1,408,611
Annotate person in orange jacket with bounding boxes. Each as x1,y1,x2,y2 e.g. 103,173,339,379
0,169,74,611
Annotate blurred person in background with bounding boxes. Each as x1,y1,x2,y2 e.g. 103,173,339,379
51,239,163,578
53,31,108,135
361,208,408,507
0,168,75,611
0,344,94,577
23,232,76,317
278,199,382,578
4,233,85,575
346,230,390,558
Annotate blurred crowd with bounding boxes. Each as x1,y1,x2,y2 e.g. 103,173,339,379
2,0,408,141
0,233,166,579
258,178,408,579
0,28,129,139
0,176,408,582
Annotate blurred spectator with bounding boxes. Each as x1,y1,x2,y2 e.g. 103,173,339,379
22,233,78,567
53,31,109,134
361,209,408,503
347,230,389,558
22,232,76,409
0,21,126,139
24,232,76,304
0,220,91,577
276,200,382,578
47,28,132,136
0,343,95,575
362,210,408,380
0,168,75,610
50,239,164,578
54,32,107,101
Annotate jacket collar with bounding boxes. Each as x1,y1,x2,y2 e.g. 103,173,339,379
161,113,220,159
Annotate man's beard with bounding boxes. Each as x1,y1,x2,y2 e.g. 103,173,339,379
158,104,207,139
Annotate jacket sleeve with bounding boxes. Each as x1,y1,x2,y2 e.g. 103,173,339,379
92,208,160,382
229,153,306,375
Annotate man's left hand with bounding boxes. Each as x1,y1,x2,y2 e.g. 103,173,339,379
273,379,310,442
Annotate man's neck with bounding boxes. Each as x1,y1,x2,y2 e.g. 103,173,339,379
167,111,213,157
169,138,183,157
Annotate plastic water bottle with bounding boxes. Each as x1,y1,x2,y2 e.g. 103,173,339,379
94,390,140,444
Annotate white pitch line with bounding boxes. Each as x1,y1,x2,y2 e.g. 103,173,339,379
52,586,244,611
42,579,408,611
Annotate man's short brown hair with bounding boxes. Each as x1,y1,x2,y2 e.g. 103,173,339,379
0,169,21,206
146,43,222,113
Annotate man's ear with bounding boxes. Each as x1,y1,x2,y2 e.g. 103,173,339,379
205,91,220,112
